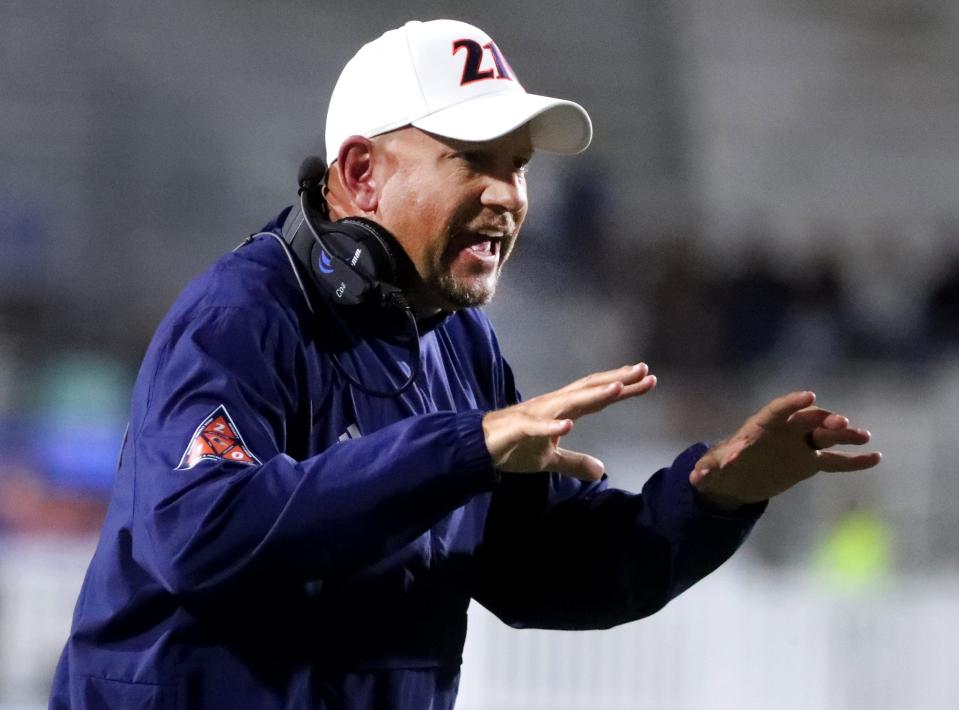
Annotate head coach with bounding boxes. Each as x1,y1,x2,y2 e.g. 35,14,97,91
50,19,880,710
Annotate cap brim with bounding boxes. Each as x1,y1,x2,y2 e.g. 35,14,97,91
412,91,592,155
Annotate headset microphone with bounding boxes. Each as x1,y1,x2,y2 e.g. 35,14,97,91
297,156,328,199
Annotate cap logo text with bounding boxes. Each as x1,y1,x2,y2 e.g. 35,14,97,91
452,39,514,85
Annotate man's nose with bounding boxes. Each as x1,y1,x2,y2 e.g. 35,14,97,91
481,173,527,214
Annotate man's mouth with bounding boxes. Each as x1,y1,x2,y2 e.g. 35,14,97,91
468,237,500,257
456,229,506,263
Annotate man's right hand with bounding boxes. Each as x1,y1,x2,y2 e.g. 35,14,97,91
482,363,657,481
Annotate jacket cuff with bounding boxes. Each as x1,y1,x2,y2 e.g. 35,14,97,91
453,409,500,488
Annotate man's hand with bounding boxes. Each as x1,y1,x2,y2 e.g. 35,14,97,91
690,391,882,511
483,363,657,481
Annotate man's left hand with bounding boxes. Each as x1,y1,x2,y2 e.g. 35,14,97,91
689,391,882,512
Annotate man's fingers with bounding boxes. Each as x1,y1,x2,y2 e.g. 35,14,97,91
559,362,648,393
531,363,656,420
542,373,657,421
762,391,817,423
543,417,574,438
787,407,845,431
822,412,852,430
817,451,882,472
618,374,657,400
509,413,573,443
549,446,605,481
690,447,726,484
575,374,657,413
808,427,871,450
550,382,626,420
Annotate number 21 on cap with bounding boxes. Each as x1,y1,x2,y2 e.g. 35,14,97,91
452,39,514,85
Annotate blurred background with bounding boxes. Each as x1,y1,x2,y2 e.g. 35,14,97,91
1,0,957,707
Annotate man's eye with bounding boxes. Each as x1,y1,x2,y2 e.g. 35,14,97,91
460,151,484,165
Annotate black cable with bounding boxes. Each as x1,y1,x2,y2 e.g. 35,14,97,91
326,301,421,398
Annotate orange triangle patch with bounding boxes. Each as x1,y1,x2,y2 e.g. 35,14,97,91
176,405,262,470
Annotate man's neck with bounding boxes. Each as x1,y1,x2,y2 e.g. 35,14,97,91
405,283,447,321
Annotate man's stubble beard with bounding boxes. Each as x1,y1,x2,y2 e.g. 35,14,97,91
434,268,499,309
431,235,516,310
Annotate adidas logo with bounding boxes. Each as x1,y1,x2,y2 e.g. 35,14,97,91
337,423,361,442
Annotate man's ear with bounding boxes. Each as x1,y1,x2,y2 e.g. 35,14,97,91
337,136,378,213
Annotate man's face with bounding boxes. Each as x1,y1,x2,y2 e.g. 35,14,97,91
372,127,531,311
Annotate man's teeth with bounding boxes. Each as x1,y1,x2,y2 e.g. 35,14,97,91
470,240,495,255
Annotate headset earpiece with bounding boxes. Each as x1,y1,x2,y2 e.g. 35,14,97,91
297,214,400,307
291,156,408,310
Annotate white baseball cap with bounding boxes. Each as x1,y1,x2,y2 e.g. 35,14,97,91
324,19,593,162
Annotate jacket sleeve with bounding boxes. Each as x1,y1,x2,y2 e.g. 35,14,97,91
472,446,766,630
128,305,497,600
471,354,765,630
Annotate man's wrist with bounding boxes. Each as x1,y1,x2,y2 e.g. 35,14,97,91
692,486,760,515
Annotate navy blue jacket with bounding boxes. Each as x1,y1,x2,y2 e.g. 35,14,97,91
50,211,764,709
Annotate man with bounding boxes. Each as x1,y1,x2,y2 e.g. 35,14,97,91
50,19,879,710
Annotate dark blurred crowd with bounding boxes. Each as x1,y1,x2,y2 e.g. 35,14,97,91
614,230,959,371
529,163,959,372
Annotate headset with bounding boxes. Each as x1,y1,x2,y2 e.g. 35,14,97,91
288,156,412,311
241,157,422,397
